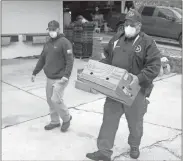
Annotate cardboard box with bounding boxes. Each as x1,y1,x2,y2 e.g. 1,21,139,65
79,60,141,106
75,80,98,94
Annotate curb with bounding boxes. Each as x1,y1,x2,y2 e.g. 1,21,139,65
154,73,177,82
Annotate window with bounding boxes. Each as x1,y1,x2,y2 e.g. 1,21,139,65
26,36,33,42
1,35,19,44
1,37,11,46
141,7,155,16
158,8,174,19
11,36,19,42
172,9,181,19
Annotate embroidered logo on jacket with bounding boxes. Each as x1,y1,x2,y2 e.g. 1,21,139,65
128,11,134,17
135,45,142,52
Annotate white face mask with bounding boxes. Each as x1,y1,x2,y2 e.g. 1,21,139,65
49,31,57,38
124,25,137,38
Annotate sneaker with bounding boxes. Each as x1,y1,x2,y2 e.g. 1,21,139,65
61,115,72,132
86,151,111,161
130,146,140,159
44,123,60,130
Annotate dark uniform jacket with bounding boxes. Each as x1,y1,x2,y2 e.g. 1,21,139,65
33,34,74,79
100,31,161,97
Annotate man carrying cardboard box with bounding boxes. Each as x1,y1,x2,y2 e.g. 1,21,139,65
86,9,161,161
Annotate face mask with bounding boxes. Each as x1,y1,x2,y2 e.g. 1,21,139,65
49,31,57,38
124,25,137,38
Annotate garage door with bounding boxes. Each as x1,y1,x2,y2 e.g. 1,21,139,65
2,1,63,34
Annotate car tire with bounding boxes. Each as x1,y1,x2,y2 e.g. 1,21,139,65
179,34,182,47
116,23,124,33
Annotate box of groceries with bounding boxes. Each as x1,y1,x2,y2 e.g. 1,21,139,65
79,60,141,106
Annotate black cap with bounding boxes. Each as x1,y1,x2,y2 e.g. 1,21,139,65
47,20,60,30
125,9,142,23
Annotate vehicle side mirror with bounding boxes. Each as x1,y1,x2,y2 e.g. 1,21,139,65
167,16,176,21
172,17,176,21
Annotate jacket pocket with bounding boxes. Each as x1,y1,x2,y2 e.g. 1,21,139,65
134,50,144,64
130,50,144,74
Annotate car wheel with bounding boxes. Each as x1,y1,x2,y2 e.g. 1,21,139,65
116,23,124,33
179,34,182,47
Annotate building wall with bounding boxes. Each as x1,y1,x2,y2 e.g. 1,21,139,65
2,1,63,59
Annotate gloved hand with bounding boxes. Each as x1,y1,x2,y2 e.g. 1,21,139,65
53,77,68,89
59,77,69,84
128,73,139,89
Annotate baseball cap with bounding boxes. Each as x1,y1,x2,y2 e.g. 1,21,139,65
47,20,60,30
125,9,142,23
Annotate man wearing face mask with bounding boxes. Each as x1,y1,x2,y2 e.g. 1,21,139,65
31,20,74,132
86,9,161,161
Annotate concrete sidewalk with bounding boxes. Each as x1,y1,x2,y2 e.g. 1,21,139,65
2,58,105,128
2,58,182,160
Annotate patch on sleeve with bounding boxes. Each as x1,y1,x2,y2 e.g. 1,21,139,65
67,49,73,54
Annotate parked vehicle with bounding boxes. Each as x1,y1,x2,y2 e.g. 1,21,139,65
107,6,182,46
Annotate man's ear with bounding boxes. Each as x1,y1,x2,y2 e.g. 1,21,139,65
136,23,142,32
139,23,142,28
138,23,142,29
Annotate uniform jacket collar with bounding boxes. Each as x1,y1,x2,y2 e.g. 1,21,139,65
113,31,144,43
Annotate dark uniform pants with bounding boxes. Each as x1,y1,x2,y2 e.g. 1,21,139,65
97,89,148,157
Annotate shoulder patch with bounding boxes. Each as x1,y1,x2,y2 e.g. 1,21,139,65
67,49,73,54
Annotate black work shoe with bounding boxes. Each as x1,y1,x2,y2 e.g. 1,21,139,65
44,123,60,130
61,115,72,132
86,151,111,161
130,146,140,159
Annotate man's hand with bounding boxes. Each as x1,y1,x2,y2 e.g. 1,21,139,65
59,77,69,84
31,75,36,82
128,74,139,89
53,77,69,90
